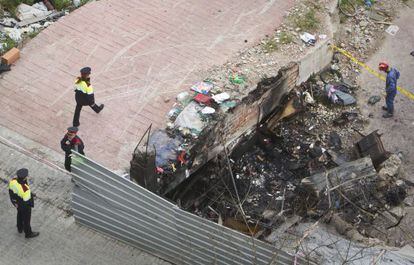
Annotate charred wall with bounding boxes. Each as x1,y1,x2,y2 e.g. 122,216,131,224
190,63,300,172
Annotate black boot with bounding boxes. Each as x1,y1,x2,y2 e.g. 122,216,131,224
25,232,39,238
383,112,393,118
98,104,104,113
382,106,388,111
91,104,104,114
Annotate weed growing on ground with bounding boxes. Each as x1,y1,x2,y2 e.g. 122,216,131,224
0,35,17,54
0,0,34,15
279,32,293,44
52,0,72,11
292,8,320,32
27,31,39,39
263,39,278,53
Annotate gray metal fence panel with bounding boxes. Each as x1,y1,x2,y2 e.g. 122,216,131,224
71,152,312,265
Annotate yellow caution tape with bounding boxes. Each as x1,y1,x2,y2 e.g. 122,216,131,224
330,44,414,101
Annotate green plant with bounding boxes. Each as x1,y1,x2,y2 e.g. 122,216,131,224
293,8,320,32
1,35,17,55
52,0,72,11
279,32,293,44
27,30,40,39
341,0,365,6
262,39,278,53
0,0,35,15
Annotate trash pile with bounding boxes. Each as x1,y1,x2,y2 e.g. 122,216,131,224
166,74,409,247
130,77,242,194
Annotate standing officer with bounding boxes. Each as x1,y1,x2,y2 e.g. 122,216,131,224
379,61,400,118
73,67,104,127
8,168,39,238
61,126,85,172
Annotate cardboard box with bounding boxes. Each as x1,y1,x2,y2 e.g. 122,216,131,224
2,47,20,65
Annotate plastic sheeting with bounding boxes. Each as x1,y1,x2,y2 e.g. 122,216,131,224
148,130,182,166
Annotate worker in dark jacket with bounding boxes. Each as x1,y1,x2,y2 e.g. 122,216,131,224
8,168,39,238
72,67,104,127
61,126,85,172
379,62,400,118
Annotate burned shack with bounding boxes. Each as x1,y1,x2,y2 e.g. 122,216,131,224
129,47,408,250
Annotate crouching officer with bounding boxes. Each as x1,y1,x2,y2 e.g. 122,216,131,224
8,168,39,238
61,126,85,172
72,67,104,127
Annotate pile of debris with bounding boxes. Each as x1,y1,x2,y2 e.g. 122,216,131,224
164,75,409,247
130,79,241,194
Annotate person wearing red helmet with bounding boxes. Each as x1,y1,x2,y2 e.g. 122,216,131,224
378,62,400,118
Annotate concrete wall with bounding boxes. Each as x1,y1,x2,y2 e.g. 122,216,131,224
297,41,333,85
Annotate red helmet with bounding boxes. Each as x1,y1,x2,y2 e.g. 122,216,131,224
378,61,389,71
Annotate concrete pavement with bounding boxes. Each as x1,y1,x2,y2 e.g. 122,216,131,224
0,136,170,265
0,0,294,170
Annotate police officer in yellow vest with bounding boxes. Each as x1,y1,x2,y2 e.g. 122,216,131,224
72,67,104,127
8,168,39,238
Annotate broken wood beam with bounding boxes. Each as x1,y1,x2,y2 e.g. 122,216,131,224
308,157,377,195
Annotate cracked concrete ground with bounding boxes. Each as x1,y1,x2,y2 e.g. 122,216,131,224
0,136,170,265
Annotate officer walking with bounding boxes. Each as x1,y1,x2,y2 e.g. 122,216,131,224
61,126,85,172
378,61,400,118
8,168,39,238
73,67,104,127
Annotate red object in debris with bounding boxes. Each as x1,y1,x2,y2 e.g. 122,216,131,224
194,93,212,106
177,151,187,165
156,167,164,174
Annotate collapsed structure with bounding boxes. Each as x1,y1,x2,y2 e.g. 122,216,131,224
129,46,409,259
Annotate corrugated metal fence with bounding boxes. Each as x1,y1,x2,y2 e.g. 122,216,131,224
71,152,311,265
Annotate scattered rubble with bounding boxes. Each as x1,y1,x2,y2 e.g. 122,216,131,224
368,95,381,105
385,25,400,36
300,32,316,46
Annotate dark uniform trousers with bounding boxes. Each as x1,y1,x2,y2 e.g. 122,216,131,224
73,91,100,127
17,205,32,235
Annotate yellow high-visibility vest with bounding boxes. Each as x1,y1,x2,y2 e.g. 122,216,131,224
74,79,94,95
9,178,31,202
9,178,19,194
